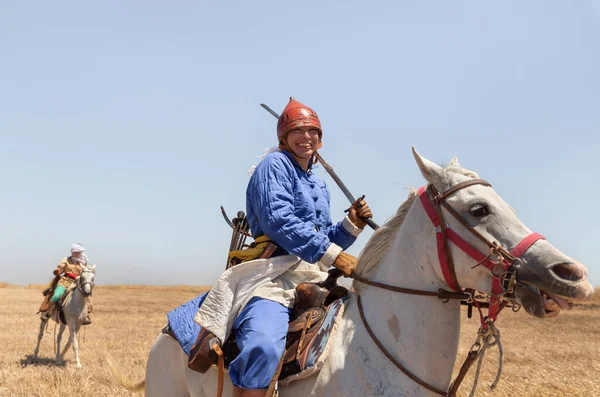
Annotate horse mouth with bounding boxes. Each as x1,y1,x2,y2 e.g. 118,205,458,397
540,290,574,318
512,283,578,318
513,259,593,318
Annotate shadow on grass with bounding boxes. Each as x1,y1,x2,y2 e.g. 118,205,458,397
20,354,67,367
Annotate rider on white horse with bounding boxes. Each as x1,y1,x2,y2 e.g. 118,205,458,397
39,243,93,325
188,98,373,397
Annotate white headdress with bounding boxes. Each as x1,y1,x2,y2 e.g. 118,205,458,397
70,243,88,265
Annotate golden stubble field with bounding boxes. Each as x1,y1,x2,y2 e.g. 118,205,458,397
0,283,598,397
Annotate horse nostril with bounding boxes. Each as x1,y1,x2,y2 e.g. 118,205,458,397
551,263,584,282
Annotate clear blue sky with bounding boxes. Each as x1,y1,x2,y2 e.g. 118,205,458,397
1,1,598,286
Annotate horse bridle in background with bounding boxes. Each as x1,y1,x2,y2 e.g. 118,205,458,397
352,178,545,397
77,269,94,298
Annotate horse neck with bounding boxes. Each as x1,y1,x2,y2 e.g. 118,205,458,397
66,282,88,315
348,202,462,394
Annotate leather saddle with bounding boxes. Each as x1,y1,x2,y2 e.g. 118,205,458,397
39,283,74,325
187,268,348,380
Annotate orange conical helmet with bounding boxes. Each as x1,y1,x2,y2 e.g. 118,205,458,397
277,97,322,143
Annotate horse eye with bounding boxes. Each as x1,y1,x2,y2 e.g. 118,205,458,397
470,204,489,217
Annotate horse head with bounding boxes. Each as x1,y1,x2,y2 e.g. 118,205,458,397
412,148,594,318
78,264,96,297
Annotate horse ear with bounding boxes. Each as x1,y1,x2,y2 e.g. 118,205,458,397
448,157,461,169
412,147,444,184
91,264,96,272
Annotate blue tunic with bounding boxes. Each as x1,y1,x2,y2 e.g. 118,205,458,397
246,150,356,263
169,149,360,390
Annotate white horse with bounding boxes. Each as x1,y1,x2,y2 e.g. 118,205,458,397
33,264,96,369
116,149,594,396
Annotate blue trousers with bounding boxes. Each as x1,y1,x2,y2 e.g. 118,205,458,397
229,297,292,389
169,294,291,389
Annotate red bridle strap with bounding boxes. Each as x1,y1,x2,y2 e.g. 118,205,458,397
510,232,545,257
419,186,463,291
418,185,545,322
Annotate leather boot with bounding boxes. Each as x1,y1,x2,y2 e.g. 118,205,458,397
188,328,221,373
39,296,54,313
83,298,93,325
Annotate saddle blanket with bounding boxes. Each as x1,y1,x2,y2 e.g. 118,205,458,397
166,292,346,384
167,292,208,356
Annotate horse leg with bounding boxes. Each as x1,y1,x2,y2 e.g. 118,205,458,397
71,324,82,369
145,333,191,397
56,323,67,364
59,325,76,366
33,319,47,358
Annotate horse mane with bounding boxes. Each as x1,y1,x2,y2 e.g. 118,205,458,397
354,163,479,277
354,189,418,277
61,283,78,307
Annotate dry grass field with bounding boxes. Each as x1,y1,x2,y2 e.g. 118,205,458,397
0,283,598,397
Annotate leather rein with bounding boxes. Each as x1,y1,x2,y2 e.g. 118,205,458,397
351,179,545,397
